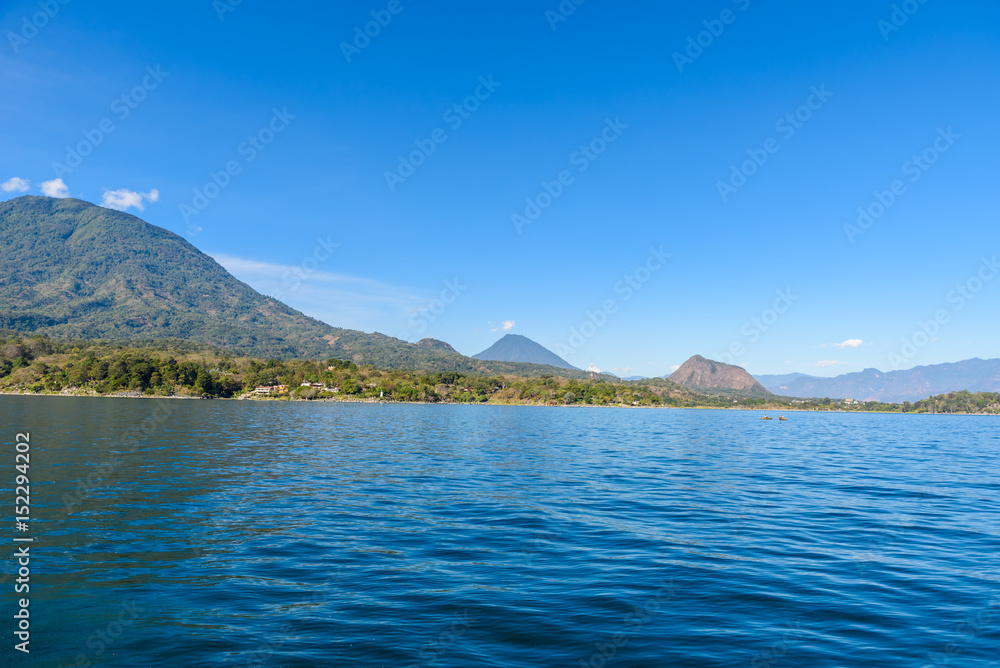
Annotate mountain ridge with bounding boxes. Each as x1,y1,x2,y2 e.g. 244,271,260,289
753,372,821,388
0,196,587,377
758,358,1000,402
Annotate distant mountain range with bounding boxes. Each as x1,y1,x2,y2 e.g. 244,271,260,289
753,372,821,388
473,334,578,370
755,358,1000,403
0,196,587,377
669,355,771,396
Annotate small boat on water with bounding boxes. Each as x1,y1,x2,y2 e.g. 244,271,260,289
779,416,788,421
759,415,772,420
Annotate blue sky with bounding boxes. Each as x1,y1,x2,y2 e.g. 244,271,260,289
2,0,998,377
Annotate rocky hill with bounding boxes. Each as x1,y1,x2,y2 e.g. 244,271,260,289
668,355,771,396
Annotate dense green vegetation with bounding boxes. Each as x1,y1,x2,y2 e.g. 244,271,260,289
0,335,686,404
2,335,997,413
906,391,1000,414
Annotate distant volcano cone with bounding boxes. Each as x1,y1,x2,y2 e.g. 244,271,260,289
473,334,578,370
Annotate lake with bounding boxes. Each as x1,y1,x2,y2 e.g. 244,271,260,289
1,395,998,667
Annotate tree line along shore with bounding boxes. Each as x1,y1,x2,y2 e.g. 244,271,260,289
1,336,997,414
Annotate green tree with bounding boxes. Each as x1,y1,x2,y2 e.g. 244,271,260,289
68,359,91,386
130,362,154,389
195,368,215,396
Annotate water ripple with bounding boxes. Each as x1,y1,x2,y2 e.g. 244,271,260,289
1,397,998,667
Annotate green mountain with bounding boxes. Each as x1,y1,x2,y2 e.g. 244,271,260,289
473,334,578,370
0,196,584,376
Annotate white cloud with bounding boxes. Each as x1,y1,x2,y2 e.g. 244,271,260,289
40,178,69,198
491,320,515,332
101,188,160,212
815,360,843,367
1,177,30,193
832,338,864,349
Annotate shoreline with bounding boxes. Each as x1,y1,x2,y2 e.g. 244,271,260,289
1,390,995,416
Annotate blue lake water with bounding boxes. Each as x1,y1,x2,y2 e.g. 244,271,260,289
1,395,999,667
